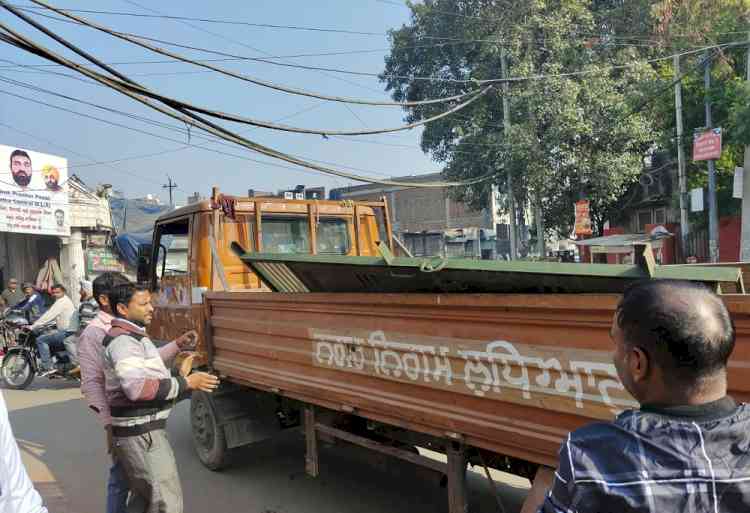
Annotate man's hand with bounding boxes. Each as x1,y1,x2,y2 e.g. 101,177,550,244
186,372,219,393
105,425,115,457
174,330,198,350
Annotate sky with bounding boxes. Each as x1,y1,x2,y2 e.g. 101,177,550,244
0,0,438,204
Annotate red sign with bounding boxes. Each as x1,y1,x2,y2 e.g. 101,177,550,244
693,128,722,161
574,200,592,236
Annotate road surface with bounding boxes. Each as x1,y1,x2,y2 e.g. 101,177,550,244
4,379,531,513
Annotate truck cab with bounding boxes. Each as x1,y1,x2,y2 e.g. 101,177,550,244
138,189,392,364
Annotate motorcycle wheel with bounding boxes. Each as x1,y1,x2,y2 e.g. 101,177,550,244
1,351,35,389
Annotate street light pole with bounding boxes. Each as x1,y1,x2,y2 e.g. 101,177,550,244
741,31,750,260
674,54,689,260
704,50,719,263
500,47,517,260
162,175,177,207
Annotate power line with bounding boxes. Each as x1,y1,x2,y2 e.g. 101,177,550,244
0,58,430,184
11,4,387,36
21,2,750,89
24,0,481,107
0,18,492,188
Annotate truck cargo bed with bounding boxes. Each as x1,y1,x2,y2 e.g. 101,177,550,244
204,292,750,467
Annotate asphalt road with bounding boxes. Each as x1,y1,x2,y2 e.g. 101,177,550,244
4,379,531,513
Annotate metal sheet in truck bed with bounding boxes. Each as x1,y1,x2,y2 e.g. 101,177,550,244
238,252,742,294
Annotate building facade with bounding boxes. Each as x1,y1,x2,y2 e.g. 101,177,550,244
330,173,506,258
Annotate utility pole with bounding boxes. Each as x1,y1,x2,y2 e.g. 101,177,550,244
741,31,750,260
704,50,719,263
162,175,177,207
674,54,689,261
500,47,518,260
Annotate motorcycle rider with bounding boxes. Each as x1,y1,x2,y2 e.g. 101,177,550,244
64,280,97,372
15,283,46,322
29,284,75,376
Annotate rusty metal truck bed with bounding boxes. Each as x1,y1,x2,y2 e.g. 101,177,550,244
204,292,750,468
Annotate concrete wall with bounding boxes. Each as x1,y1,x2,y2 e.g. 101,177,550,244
332,183,491,235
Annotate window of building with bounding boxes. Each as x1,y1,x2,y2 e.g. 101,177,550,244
636,210,652,233
653,208,666,225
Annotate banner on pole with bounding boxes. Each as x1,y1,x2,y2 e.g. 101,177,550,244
693,128,722,161
574,200,592,236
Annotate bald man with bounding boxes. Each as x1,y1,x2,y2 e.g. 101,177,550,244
529,280,749,513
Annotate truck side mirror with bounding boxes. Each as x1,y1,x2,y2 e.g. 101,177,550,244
136,243,153,285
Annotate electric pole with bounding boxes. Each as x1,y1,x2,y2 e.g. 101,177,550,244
741,31,750,260
674,54,689,261
501,47,518,260
162,175,177,207
704,50,719,263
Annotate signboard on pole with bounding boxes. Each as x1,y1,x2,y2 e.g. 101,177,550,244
693,128,722,161
691,188,704,212
0,144,70,237
574,200,592,236
734,167,744,199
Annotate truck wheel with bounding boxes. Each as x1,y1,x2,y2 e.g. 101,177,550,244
190,390,230,470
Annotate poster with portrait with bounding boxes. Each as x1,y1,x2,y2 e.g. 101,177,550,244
0,144,70,237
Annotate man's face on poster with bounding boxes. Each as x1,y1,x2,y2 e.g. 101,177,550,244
44,173,58,190
10,153,32,187
55,210,65,227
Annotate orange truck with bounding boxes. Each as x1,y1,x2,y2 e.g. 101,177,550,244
139,188,749,513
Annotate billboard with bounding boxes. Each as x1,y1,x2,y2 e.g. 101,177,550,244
0,144,70,237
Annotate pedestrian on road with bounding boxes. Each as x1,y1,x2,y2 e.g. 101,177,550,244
1,278,24,309
79,272,131,513
103,282,219,513
30,284,75,376
527,280,749,513
0,390,48,513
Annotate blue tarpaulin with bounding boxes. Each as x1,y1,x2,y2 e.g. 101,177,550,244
113,232,152,268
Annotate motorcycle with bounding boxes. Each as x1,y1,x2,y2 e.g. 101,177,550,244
0,307,24,353
1,319,79,390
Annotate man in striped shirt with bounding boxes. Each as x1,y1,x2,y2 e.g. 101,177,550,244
529,280,749,513
78,272,131,513
103,282,219,513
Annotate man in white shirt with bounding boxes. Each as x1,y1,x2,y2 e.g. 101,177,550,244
30,284,75,375
0,390,47,513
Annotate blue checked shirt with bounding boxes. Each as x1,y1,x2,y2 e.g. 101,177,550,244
540,397,750,513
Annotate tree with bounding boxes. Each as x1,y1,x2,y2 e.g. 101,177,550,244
382,0,657,240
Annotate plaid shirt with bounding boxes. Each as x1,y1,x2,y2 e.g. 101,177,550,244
540,397,750,513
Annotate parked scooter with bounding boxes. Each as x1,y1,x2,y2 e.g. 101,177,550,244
1,320,80,389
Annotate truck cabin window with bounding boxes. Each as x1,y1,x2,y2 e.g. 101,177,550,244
261,218,349,255
155,219,190,279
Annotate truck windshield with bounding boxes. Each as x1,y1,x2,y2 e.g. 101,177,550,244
261,218,349,255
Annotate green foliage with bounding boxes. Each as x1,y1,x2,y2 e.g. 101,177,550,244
381,0,750,237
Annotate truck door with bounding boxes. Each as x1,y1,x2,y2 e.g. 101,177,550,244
149,215,195,344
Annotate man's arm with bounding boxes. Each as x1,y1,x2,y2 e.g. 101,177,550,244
537,435,578,513
30,299,60,329
105,336,188,403
77,326,111,426
157,330,197,365
0,392,48,513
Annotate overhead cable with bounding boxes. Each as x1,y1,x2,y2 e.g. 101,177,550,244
0,21,493,188
24,0,481,107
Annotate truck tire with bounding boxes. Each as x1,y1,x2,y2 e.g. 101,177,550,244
190,390,231,470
